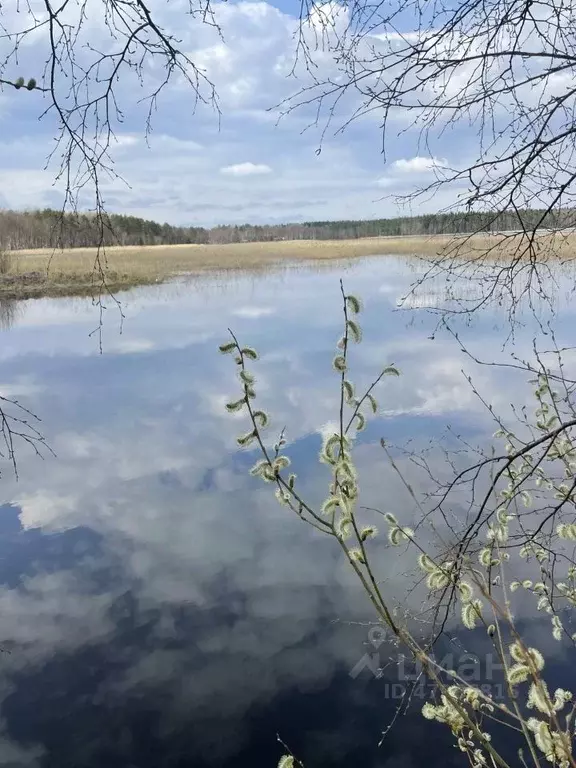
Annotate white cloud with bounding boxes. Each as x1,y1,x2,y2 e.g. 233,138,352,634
231,305,275,318
108,338,156,354
220,162,273,176
17,493,79,530
114,134,140,148
378,282,397,294
0,378,44,397
0,0,463,224
392,156,446,173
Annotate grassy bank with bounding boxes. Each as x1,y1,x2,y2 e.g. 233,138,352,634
0,232,566,299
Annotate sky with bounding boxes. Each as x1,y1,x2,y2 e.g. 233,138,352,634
0,0,469,227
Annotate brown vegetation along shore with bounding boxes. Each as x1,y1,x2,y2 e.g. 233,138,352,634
0,233,566,300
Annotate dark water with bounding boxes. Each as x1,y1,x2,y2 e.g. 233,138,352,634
0,257,574,767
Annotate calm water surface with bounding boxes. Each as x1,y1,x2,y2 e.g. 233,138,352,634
0,256,575,767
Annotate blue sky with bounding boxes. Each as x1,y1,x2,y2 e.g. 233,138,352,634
0,0,471,226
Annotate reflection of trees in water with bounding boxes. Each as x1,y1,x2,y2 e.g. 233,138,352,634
0,299,20,331
0,297,45,477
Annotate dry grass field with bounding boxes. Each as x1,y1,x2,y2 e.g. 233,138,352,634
0,232,570,299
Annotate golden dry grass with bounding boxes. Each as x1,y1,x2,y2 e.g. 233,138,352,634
0,237,443,298
2,232,574,299
12,235,454,275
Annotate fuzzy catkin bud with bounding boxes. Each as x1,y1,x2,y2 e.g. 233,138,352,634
349,548,365,564
427,570,450,590
461,600,482,630
552,615,563,641
347,319,362,343
388,526,413,546
458,581,474,602
250,460,275,482
322,497,340,515
418,554,437,573
527,682,551,714
479,548,492,567
237,430,256,447
343,380,354,403
333,355,347,372
226,397,246,413
275,488,291,506
360,526,377,541
507,663,531,685
366,393,378,413
239,370,255,386
253,411,269,428
346,295,362,314
273,456,290,471
557,523,576,540
336,516,353,540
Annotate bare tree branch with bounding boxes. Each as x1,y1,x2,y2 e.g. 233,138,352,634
283,0,576,312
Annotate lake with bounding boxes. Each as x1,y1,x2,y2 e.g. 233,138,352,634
0,255,575,768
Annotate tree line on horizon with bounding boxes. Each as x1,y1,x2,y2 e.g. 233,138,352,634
0,207,572,251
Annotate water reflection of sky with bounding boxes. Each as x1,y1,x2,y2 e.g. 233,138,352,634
0,256,575,767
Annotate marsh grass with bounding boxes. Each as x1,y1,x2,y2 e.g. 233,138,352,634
0,250,12,276
3,232,575,299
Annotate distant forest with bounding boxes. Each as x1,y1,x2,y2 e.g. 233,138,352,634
0,207,571,250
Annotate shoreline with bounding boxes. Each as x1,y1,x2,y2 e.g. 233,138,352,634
0,233,567,300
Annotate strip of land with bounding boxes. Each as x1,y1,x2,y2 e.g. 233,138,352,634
0,232,566,300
